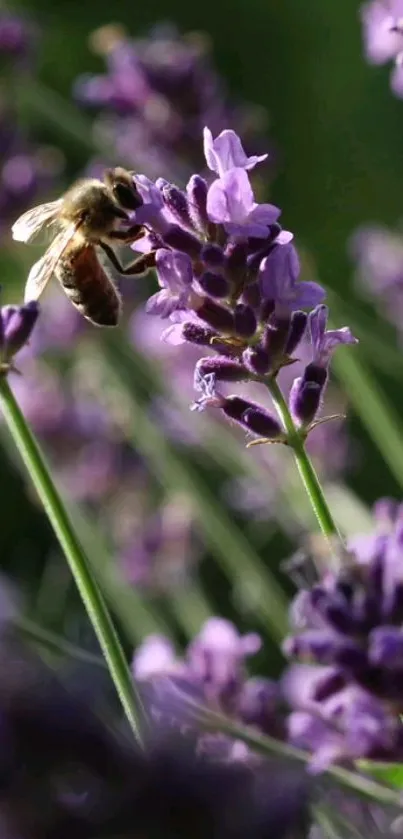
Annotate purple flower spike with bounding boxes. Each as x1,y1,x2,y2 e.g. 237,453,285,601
309,305,358,367
1,300,39,365
146,249,194,317
259,244,325,317
203,126,268,177
207,168,280,240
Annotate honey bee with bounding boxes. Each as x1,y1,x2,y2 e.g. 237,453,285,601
12,167,153,327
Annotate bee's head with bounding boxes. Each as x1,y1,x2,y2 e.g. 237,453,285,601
104,167,143,212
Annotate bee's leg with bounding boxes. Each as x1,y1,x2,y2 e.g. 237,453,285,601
108,225,145,243
100,242,156,276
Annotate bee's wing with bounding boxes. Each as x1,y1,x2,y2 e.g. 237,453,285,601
12,200,63,244
24,223,77,302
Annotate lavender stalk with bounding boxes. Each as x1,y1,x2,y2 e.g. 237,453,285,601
0,373,146,742
267,377,341,541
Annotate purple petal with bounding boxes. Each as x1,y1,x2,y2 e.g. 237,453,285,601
145,289,181,318
276,229,294,245
292,281,326,311
203,126,268,176
360,2,403,64
155,249,193,292
161,322,188,345
207,168,254,224
317,327,358,364
259,243,301,307
309,305,328,355
133,635,179,680
247,202,281,226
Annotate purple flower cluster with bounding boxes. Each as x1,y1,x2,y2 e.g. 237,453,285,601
132,500,403,773
360,1,403,96
128,128,357,444
133,618,285,758
283,498,403,769
74,23,268,183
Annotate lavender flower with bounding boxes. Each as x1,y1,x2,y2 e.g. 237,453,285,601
125,127,356,448
283,498,403,768
133,617,284,756
360,1,403,96
74,23,268,183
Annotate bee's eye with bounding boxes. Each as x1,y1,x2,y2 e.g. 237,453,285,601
113,182,142,211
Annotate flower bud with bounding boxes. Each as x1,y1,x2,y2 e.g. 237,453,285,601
234,303,257,338
223,395,282,438
181,322,218,346
162,184,194,230
285,311,307,355
195,297,234,333
187,174,209,232
224,242,247,280
163,224,202,259
195,357,248,382
2,301,39,363
200,244,224,268
289,364,328,427
243,346,270,375
263,316,291,357
198,271,229,299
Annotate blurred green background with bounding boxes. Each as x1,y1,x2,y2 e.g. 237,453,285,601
1,0,403,675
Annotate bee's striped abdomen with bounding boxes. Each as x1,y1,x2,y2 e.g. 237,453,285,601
55,241,121,327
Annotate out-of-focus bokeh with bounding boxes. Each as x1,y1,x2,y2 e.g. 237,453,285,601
1,0,403,682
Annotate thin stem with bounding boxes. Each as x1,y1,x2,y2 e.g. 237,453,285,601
15,615,107,668
267,377,341,541
0,376,145,743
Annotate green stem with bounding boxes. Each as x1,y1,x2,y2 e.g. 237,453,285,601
15,615,107,668
0,376,145,743
267,378,341,541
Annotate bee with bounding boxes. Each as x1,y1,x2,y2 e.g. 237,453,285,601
12,167,154,327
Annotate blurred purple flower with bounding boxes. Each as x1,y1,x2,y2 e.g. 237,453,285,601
283,498,403,767
74,23,269,182
132,617,285,754
0,11,37,61
350,223,403,342
360,1,403,96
